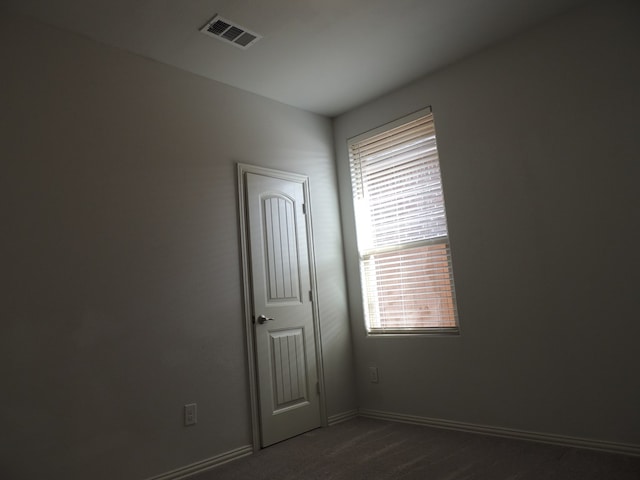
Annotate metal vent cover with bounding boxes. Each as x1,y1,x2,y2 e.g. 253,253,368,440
200,15,261,49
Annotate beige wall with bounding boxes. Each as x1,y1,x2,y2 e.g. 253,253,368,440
334,0,640,446
0,11,355,480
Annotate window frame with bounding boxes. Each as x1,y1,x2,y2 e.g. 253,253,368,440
347,107,460,336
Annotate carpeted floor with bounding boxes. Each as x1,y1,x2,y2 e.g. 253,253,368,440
194,417,640,480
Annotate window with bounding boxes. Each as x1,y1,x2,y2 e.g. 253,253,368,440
348,108,459,334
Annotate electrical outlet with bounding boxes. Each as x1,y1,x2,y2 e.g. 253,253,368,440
369,366,379,383
184,403,197,426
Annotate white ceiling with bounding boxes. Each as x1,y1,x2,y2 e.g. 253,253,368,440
3,0,589,117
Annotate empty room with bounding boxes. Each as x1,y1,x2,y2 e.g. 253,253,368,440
2,0,639,479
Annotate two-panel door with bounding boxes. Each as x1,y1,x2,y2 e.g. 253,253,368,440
244,171,321,447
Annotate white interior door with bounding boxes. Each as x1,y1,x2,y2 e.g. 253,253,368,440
244,170,322,447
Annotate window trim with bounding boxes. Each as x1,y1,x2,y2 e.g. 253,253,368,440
347,107,460,336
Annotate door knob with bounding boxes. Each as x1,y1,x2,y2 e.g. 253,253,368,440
256,314,274,325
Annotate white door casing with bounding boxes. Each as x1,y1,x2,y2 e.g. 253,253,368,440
237,164,326,449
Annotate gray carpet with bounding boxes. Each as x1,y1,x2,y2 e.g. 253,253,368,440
197,417,640,479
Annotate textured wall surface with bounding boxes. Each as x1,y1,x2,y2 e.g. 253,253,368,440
334,0,640,447
0,11,355,480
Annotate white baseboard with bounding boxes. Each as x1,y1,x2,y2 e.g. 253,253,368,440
358,409,640,457
328,409,359,426
145,445,253,480
144,410,639,479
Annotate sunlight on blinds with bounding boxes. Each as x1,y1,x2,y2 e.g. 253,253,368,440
349,110,459,333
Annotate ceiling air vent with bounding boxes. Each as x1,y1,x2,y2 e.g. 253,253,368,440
200,15,261,50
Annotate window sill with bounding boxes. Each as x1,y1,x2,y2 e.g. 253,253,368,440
366,327,460,337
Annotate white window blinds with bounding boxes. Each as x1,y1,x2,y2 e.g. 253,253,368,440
348,109,459,334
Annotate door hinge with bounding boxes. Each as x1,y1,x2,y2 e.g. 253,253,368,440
302,203,306,215
309,290,313,302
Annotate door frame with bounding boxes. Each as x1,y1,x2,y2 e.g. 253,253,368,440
237,163,328,451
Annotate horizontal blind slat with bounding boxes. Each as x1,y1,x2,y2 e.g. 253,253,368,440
349,111,459,332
